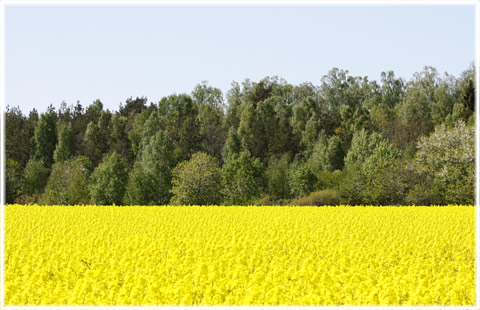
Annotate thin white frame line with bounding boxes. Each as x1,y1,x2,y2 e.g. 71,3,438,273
1,0,6,308
0,0,479,6
475,1,480,310
0,0,477,309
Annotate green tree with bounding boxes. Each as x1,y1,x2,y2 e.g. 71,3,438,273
5,158,23,203
344,129,383,168
128,108,156,158
266,153,291,200
157,94,202,160
222,151,266,205
124,130,176,205
198,104,226,161
109,114,133,165
33,112,57,167
119,96,147,117
22,159,50,196
90,152,129,205
288,162,317,198
84,110,111,166
408,121,474,205
170,152,222,205
309,134,344,172
42,156,92,205
340,129,403,205
222,127,241,163
225,81,244,130
54,122,75,163
192,80,225,110
361,141,403,205
5,106,32,167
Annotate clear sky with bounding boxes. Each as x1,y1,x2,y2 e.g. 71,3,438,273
4,4,475,114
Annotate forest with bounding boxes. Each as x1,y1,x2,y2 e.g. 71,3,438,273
4,65,475,206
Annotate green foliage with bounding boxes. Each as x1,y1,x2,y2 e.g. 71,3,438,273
124,130,176,205
90,152,128,205
238,92,293,163
197,103,226,161
109,114,133,165
192,80,224,110
315,170,342,191
128,108,156,158
409,121,474,205
33,112,57,167
266,153,291,200
222,127,241,163
42,156,92,205
22,159,50,196
288,162,317,198
170,152,222,205
309,134,344,172
83,110,111,166
157,94,202,160
289,189,339,206
340,131,404,205
338,164,366,205
344,129,384,168
222,151,266,205
5,106,35,167
4,65,476,206
119,96,147,117
54,122,75,163
6,158,23,203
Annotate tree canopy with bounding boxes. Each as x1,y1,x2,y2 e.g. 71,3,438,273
5,65,475,206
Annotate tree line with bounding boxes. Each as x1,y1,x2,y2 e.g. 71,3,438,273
5,65,475,206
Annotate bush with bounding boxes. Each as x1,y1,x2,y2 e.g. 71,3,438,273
15,194,42,205
289,189,339,206
254,195,285,206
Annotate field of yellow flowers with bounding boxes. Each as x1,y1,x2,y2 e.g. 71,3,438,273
4,204,475,306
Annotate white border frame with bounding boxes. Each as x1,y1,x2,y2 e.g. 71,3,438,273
0,0,478,309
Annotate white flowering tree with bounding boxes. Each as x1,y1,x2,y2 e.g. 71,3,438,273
412,121,474,205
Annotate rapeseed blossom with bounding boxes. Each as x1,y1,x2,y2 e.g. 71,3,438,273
5,205,475,305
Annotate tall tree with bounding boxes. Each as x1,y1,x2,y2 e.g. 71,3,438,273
33,112,57,168
222,151,266,205
409,121,474,205
90,152,129,205
5,159,23,203
22,159,50,196
42,156,92,205
124,130,176,205
54,122,75,163
157,94,202,160
84,110,111,166
170,152,223,205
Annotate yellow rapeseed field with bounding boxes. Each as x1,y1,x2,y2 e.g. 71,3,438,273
5,204,475,306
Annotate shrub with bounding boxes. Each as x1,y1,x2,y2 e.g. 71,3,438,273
254,195,285,206
289,189,339,206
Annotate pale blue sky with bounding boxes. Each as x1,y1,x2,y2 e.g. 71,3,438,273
5,4,475,113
